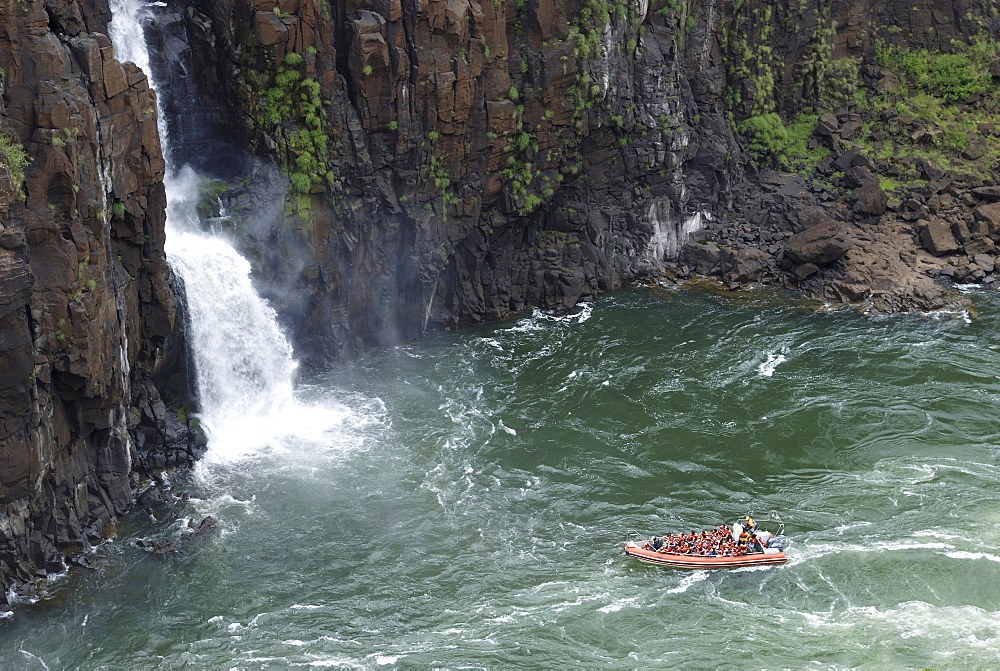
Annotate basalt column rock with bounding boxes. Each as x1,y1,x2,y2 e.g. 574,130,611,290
0,0,198,603
164,0,742,365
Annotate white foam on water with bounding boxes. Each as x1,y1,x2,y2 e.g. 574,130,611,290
18,650,50,670
507,303,594,334
598,595,639,613
666,570,710,594
757,352,786,377
784,538,958,567
942,551,1000,563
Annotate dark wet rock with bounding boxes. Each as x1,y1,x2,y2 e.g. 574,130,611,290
137,538,179,556
0,0,200,597
138,487,168,510
189,516,218,538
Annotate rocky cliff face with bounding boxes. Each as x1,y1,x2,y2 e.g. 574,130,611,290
0,0,201,606
158,0,739,365
151,0,999,368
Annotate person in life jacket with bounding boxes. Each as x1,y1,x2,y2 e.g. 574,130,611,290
743,516,756,531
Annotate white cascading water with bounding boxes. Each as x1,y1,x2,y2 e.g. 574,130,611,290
109,0,336,459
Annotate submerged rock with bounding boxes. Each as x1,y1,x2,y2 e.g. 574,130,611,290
136,538,179,556
189,516,219,538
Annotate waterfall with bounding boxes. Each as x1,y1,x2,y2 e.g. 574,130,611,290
109,1,315,458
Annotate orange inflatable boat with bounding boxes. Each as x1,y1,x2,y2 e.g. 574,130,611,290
623,541,788,568
623,520,788,568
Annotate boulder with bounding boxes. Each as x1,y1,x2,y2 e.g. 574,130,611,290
682,239,722,274
844,166,878,188
785,220,853,264
952,220,972,243
815,112,839,136
917,220,960,255
963,139,988,161
839,119,862,140
720,246,773,285
963,236,995,256
971,186,1000,202
974,203,1000,236
973,253,996,273
916,158,945,181
189,516,218,537
793,262,820,280
851,183,888,216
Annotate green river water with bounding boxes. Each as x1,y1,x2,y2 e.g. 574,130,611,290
4,285,1000,667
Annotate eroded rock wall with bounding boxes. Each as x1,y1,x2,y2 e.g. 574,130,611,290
164,0,1000,365
165,0,740,365
0,0,200,604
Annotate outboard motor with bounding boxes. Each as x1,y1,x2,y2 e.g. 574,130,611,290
766,536,784,550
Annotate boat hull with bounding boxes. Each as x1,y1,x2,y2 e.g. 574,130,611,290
624,542,787,568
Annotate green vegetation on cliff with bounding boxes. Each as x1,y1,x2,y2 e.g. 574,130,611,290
738,113,827,173
875,37,996,102
0,132,29,197
259,53,333,196
854,36,1000,186
732,24,1000,195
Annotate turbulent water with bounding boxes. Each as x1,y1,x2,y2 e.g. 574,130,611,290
7,2,995,666
5,286,1000,667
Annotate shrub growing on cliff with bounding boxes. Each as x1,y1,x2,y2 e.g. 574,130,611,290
739,113,826,172
0,133,28,195
284,52,304,66
289,172,311,194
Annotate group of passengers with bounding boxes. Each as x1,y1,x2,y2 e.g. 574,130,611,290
643,522,761,557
